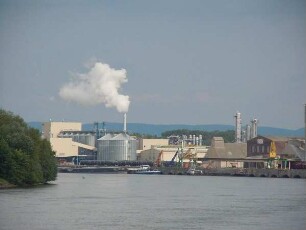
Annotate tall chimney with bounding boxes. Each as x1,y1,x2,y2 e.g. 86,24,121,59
123,113,127,133
234,111,242,143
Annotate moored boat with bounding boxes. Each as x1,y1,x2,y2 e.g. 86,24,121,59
134,169,162,175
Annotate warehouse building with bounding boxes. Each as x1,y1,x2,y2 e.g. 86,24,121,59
203,137,247,168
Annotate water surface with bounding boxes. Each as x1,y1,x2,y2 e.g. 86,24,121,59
1,173,305,230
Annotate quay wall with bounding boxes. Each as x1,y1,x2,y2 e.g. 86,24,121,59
160,167,306,178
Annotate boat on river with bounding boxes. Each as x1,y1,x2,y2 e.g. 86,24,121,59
134,169,162,175
127,165,162,174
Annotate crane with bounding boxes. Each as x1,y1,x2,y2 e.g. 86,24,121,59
155,150,164,167
164,149,180,167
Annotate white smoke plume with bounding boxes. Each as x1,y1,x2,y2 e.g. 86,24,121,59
59,62,130,113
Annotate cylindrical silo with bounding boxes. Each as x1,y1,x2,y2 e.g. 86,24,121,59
97,133,114,161
97,133,137,161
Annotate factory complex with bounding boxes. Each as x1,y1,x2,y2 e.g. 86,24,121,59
42,121,208,166
42,107,306,172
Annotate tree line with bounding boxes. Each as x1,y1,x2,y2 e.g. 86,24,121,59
0,109,57,186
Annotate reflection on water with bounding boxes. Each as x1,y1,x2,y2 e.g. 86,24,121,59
1,174,305,230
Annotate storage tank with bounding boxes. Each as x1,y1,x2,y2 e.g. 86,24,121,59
97,133,137,161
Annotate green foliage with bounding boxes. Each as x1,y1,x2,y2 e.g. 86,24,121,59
130,132,159,139
0,109,57,186
161,129,235,145
39,139,57,182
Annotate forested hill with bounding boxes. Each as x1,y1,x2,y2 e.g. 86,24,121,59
83,123,304,137
28,121,304,137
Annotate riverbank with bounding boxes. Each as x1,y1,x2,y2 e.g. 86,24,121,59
0,178,57,189
0,178,17,189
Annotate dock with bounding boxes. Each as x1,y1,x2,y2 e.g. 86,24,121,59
159,167,306,178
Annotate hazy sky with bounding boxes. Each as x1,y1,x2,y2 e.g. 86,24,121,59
0,0,305,129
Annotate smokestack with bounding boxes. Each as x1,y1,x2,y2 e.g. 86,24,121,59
234,111,242,143
123,113,127,133
250,118,258,139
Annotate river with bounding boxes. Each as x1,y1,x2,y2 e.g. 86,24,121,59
0,173,305,230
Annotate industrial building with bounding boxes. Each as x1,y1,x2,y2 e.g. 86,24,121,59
42,122,96,163
137,134,207,165
245,135,305,169
138,138,169,151
138,144,208,168
203,137,247,168
43,105,305,169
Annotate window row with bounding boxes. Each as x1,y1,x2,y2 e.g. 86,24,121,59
251,145,270,154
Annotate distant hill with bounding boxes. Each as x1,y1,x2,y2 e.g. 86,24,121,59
28,121,304,138
28,122,43,131
81,123,235,136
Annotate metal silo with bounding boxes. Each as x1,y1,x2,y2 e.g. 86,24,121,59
97,133,137,161
84,133,95,146
97,133,114,161
109,133,137,161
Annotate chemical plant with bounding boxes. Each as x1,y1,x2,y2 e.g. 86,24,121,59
42,106,306,178
234,111,259,143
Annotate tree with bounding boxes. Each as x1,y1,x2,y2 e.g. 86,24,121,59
39,139,57,183
0,109,57,186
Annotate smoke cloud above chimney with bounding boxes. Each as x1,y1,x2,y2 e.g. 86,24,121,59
59,62,130,113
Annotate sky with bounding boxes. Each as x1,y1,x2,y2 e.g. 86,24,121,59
0,0,305,129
